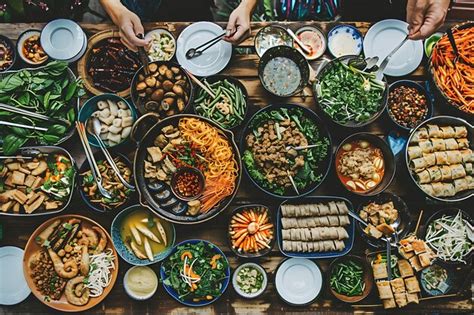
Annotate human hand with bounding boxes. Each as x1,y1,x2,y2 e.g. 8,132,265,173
224,1,255,45
406,0,450,40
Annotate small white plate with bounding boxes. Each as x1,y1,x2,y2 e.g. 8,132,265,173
275,258,322,305
0,246,30,305
176,22,232,76
41,19,85,61
364,19,423,77
66,33,87,63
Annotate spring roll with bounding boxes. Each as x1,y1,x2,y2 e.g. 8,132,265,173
423,153,436,167
466,163,473,175
444,138,459,150
408,146,423,159
461,149,474,163
427,166,442,182
450,164,466,179
411,157,428,171
434,151,449,165
440,126,455,138
454,177,469,193
457,138,469,149
427,124,442,138
467,176,474,189
335,201,349,214
416,170,431,184
431,138,446,151
411,127,429,143
446,150,463,164
454,126,468,138
420,184,435,196
419,140,434,154
440,165,452,181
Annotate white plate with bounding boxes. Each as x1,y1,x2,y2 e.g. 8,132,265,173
66,33,87,63
0,246,30,305
363,19,423,77
275,258,322,305
176,22,232,76
41,19,85,61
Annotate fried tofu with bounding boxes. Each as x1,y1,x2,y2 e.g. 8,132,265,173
398,259,414,278
418,252,432,268
382,298,397,309
399,246,415,259
376,222,396,235
412,239,427,254
373,262,388,280
404,276,421,293
366,224,383,239
409,256,423,272
390,278,406,293
394,292,408,308
377,280,394,299
406,292,419,304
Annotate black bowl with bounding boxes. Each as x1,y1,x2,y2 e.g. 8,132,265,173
335,133,396,196
0,34,16,72
421,208,473,265
130,61,194,117
429,21,474,119
386,80,434,131
258,45,309,97
227,204,275,258
356,192,411,248
78,151,134,213
192,74,249,130
313,55,388,128
240,103,332,199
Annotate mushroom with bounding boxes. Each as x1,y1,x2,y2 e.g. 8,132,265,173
31,160,47,176
146,147,163,163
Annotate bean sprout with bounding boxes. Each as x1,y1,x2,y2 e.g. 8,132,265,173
85,249,116,297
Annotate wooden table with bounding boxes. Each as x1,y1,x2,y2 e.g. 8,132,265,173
0,21,472,314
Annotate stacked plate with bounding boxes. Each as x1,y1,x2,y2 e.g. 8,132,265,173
41,19,87,63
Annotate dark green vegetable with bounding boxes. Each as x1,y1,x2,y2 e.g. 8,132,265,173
162,241,228,302
330,260,365,297
315,60,385,125
0,61,84,155
194,79,246,129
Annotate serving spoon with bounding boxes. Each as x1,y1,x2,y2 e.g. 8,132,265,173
86,117,135,191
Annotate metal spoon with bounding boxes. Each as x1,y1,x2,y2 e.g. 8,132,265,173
185,32,226,59
375,35,409,80
86,117,135,191
363,56,379,71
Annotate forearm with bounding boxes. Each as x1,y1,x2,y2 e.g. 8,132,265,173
239,0,258,15
99,0,127,24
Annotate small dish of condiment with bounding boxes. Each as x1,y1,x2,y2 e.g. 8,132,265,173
254,25,293,57
17,30,48,65
171,167,205,201
124,266,158,300
420,263,453,296
327,25,363,58
387,80,432,130
145,28,176,61
293,26,326,60
232,262,267,299
0,35,15,72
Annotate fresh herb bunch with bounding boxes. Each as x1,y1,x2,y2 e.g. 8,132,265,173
162,241,228,301
315,60,386,125
243,107,330,195
0,61,84,155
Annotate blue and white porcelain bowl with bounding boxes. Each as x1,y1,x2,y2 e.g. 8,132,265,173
327,24,363,58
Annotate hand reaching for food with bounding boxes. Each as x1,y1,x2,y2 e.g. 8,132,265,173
406,0,450,40
100,0,149,50
224,0,257,44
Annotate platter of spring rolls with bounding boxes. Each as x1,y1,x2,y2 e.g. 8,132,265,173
406,116,474,202
277,196,355,258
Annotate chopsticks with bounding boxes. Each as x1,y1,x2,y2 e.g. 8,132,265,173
0,120,48,132
0,103,70,126
185,69,215,98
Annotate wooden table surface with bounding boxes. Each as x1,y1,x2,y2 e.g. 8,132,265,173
0,21,472,314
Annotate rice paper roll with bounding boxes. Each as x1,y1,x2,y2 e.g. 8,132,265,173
440,126,455,138
309,204,319,216
457,138,469,149
338,215,350,226
427,166,442,182
466,176,474,189
328,201,338,214
334,240,345,251
335,201,349,214
444,138,459,151
454,177,469,193
461,149,474,163
454,126,468,138
465,163,473,175
427,124,442,138
423,153,436,167
420,184,435,196
440,165,452,181
431,182,446,197
419,140,434,154
450,164,466,179
327,215,339,226
408,146,423,159
336,227,349,240
318,203,330,215
432,182,455,197
446,150,463,165
411,157,428,171
416,170,431,184
411,127,429,143
431,138,446,151
435,151,449,165
282,229,291,240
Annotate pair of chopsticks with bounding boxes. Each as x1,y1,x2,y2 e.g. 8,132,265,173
0,103,70,126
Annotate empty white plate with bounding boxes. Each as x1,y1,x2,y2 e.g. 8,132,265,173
364,19,423,77
0,246,30,305
275,258,322,305
176,22,232,76
41,19,85,61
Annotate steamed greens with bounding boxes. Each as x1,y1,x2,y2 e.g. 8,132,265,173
315,60,385,125
0,61,84,155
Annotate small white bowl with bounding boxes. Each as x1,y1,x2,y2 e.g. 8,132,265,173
17,29,48,65
145,28,176,61
124,266,159,300
232,262,268,299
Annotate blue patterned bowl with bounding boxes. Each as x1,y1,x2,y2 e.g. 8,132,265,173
327,24,363,58
111,204,175,266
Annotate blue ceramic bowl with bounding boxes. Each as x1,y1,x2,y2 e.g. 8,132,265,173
327,24,363,58
420,263,454,296
111,204,176,266
160,239,230,307
78,151,134,213
276,196,355,259
78,93,137,149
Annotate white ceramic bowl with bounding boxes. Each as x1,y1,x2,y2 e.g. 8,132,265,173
232,262,268,299
17,29,48,65
145,28,176,61
123,266,159,300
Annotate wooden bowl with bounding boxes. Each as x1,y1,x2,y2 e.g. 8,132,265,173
328,255,373,303
77,29,137,97
23,215,119,312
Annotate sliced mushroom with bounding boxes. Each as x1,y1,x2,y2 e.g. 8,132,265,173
163,157,177,173
31,161,47,176
146,147,163,163
165,130,180,139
